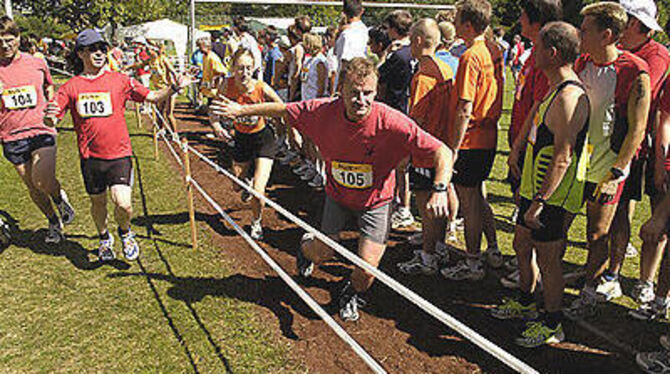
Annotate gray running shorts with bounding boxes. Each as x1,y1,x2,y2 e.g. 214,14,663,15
320,196,392,245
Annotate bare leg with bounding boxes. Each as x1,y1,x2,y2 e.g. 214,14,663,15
30,146,61,200
350,237,387,292
584,202,618,287
535,239,566,313
609,199,635,275
250,157,274,222
640,195,668,283
454,184,484,256
110,184,133,232
14,161,57,220
481,183,497,248
416,190,446,254
89,192,109,235
514,225,539,293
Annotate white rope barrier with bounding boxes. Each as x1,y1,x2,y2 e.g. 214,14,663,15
48,65,74,77
151,105,539,373
155,120,387,374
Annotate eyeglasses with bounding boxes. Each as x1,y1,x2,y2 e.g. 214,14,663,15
85,43,108,53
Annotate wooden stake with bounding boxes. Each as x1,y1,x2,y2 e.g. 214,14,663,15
182,138,198,250
152,125,159,160
135,103,142,128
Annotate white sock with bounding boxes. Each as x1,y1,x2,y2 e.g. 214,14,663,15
398,206,410,215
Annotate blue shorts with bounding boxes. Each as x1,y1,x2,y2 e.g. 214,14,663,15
2,134,55,165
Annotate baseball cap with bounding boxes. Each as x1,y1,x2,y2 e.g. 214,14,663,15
75,29,107,49
620,0,661,31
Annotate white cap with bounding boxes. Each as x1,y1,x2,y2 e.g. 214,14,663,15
620,0,661,31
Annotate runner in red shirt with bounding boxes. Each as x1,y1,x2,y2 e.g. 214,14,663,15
44,29,192,263
0,16,75,244
212,57,454,322
605,0,670,305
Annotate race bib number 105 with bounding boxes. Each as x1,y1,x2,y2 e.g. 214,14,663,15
76,92,112,118
2,85,37,110
332,161,373,189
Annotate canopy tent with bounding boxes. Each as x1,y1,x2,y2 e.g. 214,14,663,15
118,18,209,56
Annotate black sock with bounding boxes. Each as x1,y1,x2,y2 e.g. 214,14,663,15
52,195,62,205
47,214,59,225
100,231,110,241
117,227,129,237
544,311,563,329
519,291,535,306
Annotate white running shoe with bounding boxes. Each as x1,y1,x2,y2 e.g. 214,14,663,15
391,207,414,229
595,276,623,302
250,220,263,240
625,242,639,258
45,221,63,244
397,250,438,275
119,229,140,261
56,189,75,225
637,350,670,374
308,173,324,188
0,217,11,246
441,258,485,281
629,301,668,321
632,281,655,304
500,269,520,289
98,234,116,262
563,290,597,320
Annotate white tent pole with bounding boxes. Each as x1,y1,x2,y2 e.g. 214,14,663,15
189,0,196,55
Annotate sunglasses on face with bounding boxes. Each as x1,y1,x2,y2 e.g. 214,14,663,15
85,43,108,53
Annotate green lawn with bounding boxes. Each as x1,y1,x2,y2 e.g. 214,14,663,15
0,111,298,373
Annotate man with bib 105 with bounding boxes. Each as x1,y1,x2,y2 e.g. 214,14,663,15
211,57,454,322
44,29,192,263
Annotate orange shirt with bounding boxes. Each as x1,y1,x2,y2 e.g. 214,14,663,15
222,78,267,134
409,55,453,167
453,38,502,150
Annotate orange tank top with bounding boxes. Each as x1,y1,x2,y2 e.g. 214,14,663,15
223,78,266,134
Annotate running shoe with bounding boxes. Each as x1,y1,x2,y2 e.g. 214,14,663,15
629,301,668,321
98,234,116,262
504,256,519,271
500,269,520,289
292,161,311,176
45,220,63,244
486,246,503,268
250,220,263,240
595,276,623,302
625,242,639,258
279,150,299,165
441,258,485,281
661,335,670,351
515,321,564,348
307,173,324,188
296,233,315,278
56,189,75,225
299,166,317,181
563,291,597,320
390,207,414,229
0,217,11,247
637,350,670,374
407,232,423,246
119,229,139,261
632,281,656,304
490,297,538,320
453,217,465,231
339,282,366,322
397,250,438,275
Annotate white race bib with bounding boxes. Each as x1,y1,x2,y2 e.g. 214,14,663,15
76,92,112,118
2,85,37,110
332,161,373,189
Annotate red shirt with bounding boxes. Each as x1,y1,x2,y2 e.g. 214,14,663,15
55,70,149,159
0,52,56,142
135,47,151,77
509,50,549,147
286,98,443,210
657,77,670,170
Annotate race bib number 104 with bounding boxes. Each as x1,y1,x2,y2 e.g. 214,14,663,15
76,92,112,118
2,85,37,110
332,161,373,189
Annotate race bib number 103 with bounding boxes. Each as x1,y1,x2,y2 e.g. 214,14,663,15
332,161,373,189
2,85,37,110
76,92,112,118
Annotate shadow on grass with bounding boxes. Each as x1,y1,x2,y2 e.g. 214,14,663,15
0,210,128,270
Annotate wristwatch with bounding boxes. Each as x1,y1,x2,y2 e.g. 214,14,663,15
610,167,625,180
432,182,448,193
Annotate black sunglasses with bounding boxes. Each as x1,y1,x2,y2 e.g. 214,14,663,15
85,43,108,53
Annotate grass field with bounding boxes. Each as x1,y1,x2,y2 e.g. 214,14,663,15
0,72,659,373
0,110,299,373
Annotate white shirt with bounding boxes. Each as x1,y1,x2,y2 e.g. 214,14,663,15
301,52,328,101
334,20,368,88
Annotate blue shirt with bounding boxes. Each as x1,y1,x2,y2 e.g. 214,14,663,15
263,46,283,85
190,50,204,79
435,50,459,76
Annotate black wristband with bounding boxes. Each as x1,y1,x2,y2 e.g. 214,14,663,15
432,182,448,192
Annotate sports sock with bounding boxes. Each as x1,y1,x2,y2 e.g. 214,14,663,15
47,214,60,225
100,231,111,241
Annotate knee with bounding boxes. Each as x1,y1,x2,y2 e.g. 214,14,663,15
587,227,609,244
115,200,132,215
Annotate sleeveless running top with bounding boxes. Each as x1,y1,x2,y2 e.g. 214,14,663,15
222,78,266,134
519,80,590,213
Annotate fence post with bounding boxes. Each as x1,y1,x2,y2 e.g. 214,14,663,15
182,138,198,250
152,125,159,160
135,103,142,128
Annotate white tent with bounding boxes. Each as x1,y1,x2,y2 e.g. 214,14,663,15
118,18,209,56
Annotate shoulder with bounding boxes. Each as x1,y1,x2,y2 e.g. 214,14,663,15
618,50,649,74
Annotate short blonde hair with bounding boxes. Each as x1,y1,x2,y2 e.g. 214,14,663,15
411,18,441,50
581,2,627,39
302,33,322,55
344,57,379,83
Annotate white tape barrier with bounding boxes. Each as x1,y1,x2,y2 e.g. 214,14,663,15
152,106,539,374
156,125,387,374
48,66,74,77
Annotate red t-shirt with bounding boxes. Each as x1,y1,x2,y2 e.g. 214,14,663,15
55,70,150,159
509,50,549,147
0,52,57,142
286,98,443,210
656,77,670,170
135,47,151,77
